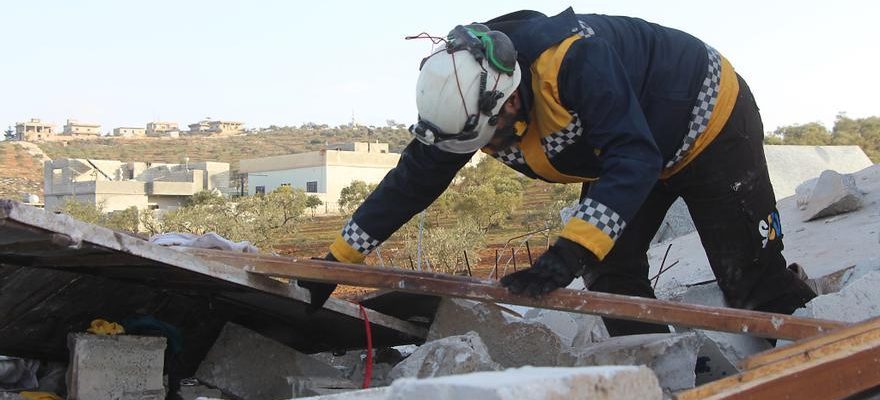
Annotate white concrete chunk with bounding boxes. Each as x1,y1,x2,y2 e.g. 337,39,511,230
428,298,569,368
195,322,344,400
802,170,864,221
389,332,500,380
387,366,662,400
570,333,701,391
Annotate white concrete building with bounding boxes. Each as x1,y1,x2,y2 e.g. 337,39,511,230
44,158,230,213
239,142,398,214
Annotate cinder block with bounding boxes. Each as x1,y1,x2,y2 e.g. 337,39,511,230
388,366,662,400
67,333,166,400
195,322,344,400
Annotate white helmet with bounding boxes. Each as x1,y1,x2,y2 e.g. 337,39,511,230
409,25,522,154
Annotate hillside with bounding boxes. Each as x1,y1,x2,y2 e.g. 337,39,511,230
36,127,413,171
0,142,45,201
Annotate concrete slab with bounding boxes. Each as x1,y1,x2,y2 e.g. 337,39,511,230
387,366,662,400
195,322,344,400
67,333,166,400
295,387,391,400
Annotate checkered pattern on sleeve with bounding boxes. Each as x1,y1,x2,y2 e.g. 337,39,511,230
541,114,583,158
665,44,722,168
573,198,627,241
491,145,526,166
341,219,380,255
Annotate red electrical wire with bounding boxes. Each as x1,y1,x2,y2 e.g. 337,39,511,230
358,304,373,388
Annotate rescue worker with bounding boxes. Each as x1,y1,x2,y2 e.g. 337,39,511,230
306,8,817,335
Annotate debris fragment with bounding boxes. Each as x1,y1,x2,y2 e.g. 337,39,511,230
388,332,500,380
195,322,345,400
569,333,701,391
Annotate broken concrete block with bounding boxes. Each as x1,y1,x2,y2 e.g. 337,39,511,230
794,270,880,323
195,322,343,400
522,308,608,348
177,384,223,400
388,366,662,400
389,331,500,380
0,393,24,400
569,332,701,391
652,198,697,244
67,333,166,400
802,170,864,221
427,298,568,368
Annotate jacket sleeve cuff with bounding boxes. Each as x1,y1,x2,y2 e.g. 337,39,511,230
329,234,366,264
558,199,626,260
328,219,381,264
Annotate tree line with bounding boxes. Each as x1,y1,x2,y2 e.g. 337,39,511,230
765,113,880,162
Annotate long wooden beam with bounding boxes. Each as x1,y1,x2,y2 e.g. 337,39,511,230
184,249,845,341
677,317,880,400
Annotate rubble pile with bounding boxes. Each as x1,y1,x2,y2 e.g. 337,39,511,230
0,164,877,399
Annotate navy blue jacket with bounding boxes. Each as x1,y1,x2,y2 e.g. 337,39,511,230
329,8,740,263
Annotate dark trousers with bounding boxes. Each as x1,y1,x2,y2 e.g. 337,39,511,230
584,75,817,336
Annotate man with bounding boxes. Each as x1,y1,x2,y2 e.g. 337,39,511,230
309,8,816,336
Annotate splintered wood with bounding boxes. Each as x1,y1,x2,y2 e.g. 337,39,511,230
185,248,845,341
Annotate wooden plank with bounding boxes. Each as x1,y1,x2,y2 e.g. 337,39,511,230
185,248,846,341
676,324,880,400
740,316,880,370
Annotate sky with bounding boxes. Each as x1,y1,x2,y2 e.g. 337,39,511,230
1,0,878,135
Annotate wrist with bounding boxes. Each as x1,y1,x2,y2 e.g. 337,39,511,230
553,237,598,277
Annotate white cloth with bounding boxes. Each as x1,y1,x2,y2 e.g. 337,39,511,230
150,232,259,253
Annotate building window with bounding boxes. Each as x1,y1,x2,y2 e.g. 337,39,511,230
255,185,266,195
306,181,318,193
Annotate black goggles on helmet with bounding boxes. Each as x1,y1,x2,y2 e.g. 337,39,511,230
409,115,479,146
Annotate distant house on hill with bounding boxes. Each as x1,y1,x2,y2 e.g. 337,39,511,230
14,118,56,141
43,158,230,213
62,119,101,136
188,118,243,136
112,127,146,137
146,121,180,137
239,142,397,214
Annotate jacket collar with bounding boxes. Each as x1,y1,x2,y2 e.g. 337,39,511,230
483,8,581,124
